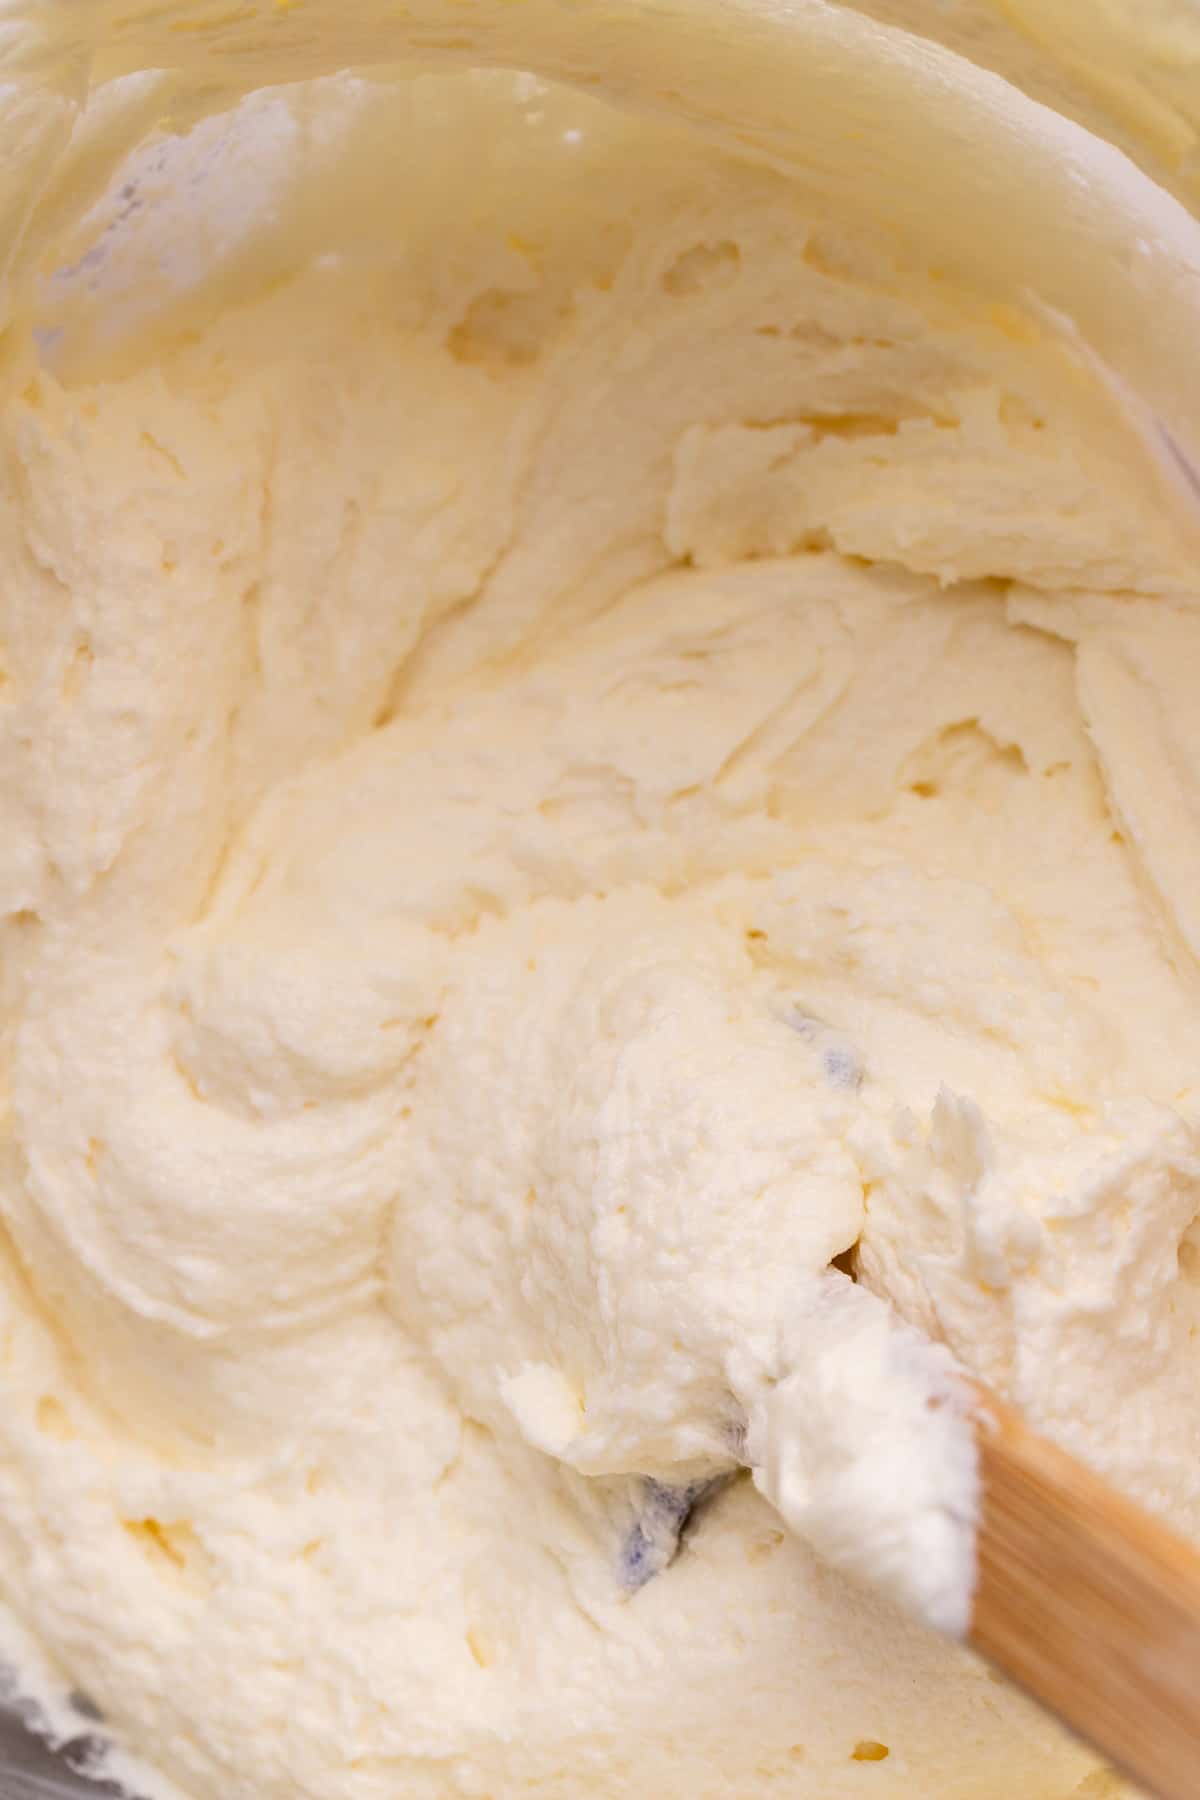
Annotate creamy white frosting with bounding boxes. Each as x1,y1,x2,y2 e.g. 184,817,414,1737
4,6,1200,1799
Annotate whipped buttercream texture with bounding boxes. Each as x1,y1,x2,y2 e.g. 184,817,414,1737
3,6,1200,1799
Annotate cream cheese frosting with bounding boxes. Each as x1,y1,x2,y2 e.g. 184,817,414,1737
4,5,1200,1798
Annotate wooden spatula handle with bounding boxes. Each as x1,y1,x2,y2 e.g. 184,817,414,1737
972,1388,1200,1800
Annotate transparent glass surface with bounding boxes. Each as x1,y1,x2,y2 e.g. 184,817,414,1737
0,1701,129,1800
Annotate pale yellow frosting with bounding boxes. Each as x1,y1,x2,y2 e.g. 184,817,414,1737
2,8,1200,1799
